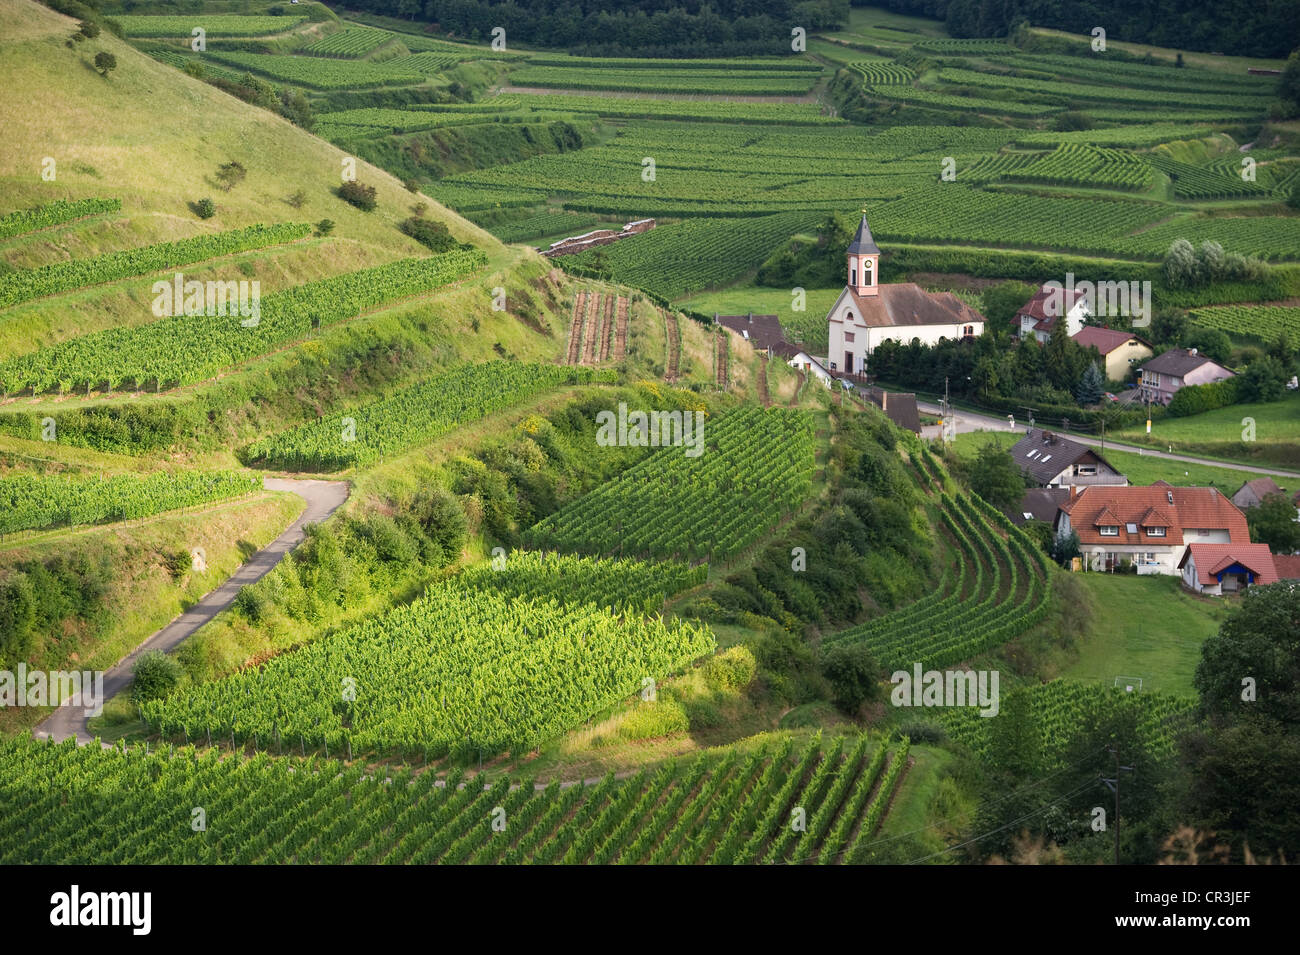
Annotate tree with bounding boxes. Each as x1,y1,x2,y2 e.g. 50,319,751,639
193,197,215,219
1246,492,1300,554
94,51,116,77
820,643,881,715
1267,330,1296,375
1280,48,1300,114
75,19,99,41
1074,361,1104,406
1050,528,1081,566
215,160,247,192
1163,238,1198,288
968,442,1026,512
1184,325,1232,365
1185,583,1300,858
981,280,1036,334
315,218,335,237
1237,355,1287,402
1150,307,1189,347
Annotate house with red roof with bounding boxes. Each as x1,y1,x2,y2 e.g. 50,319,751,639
1058,481,1250,574
1015,284,1089,343
1071,326,1153,382
1179,543,1279,595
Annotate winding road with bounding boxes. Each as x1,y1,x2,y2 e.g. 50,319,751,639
916,400,1300,480
34,477,349,745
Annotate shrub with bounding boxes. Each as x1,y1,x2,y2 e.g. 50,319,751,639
165,549,191,580
193,197,215,219
77,19,99,39
701,645,758,693
315,218,334,236
215,161,247,192
400,216,462,253
897,721,947,744
132,650,182,703
94,51,116,76
337,180,377,211
1237,355,1287,402
1167,377,1239,416
613,698,689,741
286,190,308,209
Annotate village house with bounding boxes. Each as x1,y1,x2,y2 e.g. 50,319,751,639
1058,482,1251,574
1014,284,1089,343
1179,543,1280,595
1007,486,1071,528
1071,326,1153,382
1231,477,1286,510
1137,347,1235,406
826,215,984,376
1009,429,1127,488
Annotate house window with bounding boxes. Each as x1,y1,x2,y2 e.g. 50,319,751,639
1076,465,1097,476
845,332,855,343
1099,525,1119,536
851,267,857,286
1125,523,1138,534
1147,526,1166,537
963,325,974,337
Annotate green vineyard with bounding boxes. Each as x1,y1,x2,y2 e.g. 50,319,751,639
823,478,1051,672
114,14,304,37
458,550,707,614
0,250,486,394
301,27,393,58
929,680,1194,765
139,578,717,759
0,222,310,311
243,361,608,470
523,406,817,563
1188,304,1300,341
0,470,261,536
0,733,910,864
0,197,120,240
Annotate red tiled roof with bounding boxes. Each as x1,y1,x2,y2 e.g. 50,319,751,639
1061,485,1249,546
1179,543,1279,587
1072,325,1150,355
1016,285,1087,323
1274,554,1300,580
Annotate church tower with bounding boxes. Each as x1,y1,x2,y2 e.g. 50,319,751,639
847,214,880,297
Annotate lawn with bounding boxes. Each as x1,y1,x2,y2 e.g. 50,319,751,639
1114,391,1300,471
1062,573,1230,696
948,429,1282,489
676,285,842,353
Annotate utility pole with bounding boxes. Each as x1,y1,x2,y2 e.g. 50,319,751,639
1102,746,1134,866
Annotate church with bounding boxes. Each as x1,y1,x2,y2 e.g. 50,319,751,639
826,215,986,376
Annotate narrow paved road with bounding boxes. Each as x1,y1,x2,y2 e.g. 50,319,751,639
34,477,349,745
916,400,1299,479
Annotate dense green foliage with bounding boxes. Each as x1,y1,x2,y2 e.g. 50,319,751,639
141,579,716,759
0,732,914,864
0,222,309,310
0,470,260,536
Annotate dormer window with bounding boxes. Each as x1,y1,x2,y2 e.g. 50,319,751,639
1099,525,1119,536
1147,526,1166,537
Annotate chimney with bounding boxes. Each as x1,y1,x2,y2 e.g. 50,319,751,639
1068,485,1080,504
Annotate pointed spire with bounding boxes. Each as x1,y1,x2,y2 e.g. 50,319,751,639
847,214,880,255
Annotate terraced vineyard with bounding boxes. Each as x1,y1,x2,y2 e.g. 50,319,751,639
0,197,120,239
1188,304,1300,341
523,406,816,563
0,250,486,394
203,52,425,89
0,470,260,536
509,65,821,96
458,551,706,613
0,733,911,864
139,579,717,759
243,362,609,470
823,461,1051,671
301,27,393,58
114,14,303,36
0,222,309,310
929,680,1194,765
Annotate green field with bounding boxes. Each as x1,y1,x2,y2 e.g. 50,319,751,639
1063,574,1230,696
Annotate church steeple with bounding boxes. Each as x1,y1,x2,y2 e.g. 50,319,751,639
847,213,880,297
